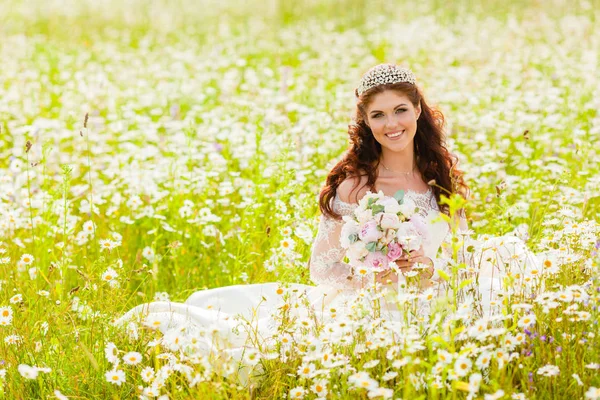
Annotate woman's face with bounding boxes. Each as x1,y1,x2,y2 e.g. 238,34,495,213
364,90,421,154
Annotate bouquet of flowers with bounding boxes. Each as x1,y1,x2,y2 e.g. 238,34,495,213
340,190,429,283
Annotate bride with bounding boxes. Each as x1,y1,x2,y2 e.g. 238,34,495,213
115,64,521,385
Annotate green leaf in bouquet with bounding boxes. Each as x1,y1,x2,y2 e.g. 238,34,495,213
371,204,385,214
368,197,376,207
393,190,405,204
348,233,358,244
365,242,377,252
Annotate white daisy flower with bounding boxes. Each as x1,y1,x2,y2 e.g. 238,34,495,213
297,362,316,378
367,388,393,399
476,351,492,369
141,366,155,383
537,364,560,377
20,254,34,265
288,387,306,399
9,294,23,304
454,356,472,377
517,314,536,328
82,220,96,235
0,306,13,321
585,387,600,400
349,371,378,390
101,268,119,288
311,379,328,397
104,342,119,364
99,239,118,252
123,351,143,365
243,348,261,367
142,246,155,262
143,315,164,330
4,334,23,345
105,369,126,386
381,371,398,381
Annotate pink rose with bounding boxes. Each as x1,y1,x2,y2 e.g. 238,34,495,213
386,242,403,262
364,251,389,272
358,220,382,243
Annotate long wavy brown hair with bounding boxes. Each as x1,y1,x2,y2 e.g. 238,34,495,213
319,81,468,220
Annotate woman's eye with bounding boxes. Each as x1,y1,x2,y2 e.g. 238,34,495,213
373,110,405,118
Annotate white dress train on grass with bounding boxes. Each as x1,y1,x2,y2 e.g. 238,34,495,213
114,189,539,383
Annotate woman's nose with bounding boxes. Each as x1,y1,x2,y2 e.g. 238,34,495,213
385,115,401,129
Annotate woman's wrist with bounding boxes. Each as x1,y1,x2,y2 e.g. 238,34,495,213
423,257,434,278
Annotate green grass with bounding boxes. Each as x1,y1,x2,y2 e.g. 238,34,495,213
0,0,599,398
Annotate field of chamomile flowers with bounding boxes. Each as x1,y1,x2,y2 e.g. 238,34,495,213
0,0,599,398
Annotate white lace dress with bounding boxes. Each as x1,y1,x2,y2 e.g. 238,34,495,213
115,189,527,381
308,188,451,292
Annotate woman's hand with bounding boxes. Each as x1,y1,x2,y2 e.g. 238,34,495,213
375,268,399,285
375,246,435,285
395,246,434,278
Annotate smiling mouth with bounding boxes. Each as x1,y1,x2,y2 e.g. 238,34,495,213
385,130,405,138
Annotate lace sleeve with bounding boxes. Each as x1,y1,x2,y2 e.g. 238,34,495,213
308,197,365,290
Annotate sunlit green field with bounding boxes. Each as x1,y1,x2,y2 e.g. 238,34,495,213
1,0,599,398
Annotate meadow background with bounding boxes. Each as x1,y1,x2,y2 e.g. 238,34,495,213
0,0,599,398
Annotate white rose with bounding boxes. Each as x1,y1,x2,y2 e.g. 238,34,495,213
340,220,360,248
354,208,374,225
397,234,422,252
380,213,401,230
377,197,402,214
398,198,417,217
347,241,369,262
396,222,416,239
358,190,385,209
358,191,375,209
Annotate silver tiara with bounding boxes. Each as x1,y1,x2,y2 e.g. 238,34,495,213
356,64,416,96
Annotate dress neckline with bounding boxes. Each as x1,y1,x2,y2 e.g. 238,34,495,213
334,187,433,207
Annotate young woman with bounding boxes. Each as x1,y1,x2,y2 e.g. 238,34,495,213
310,63,469,291
116,64,509,385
